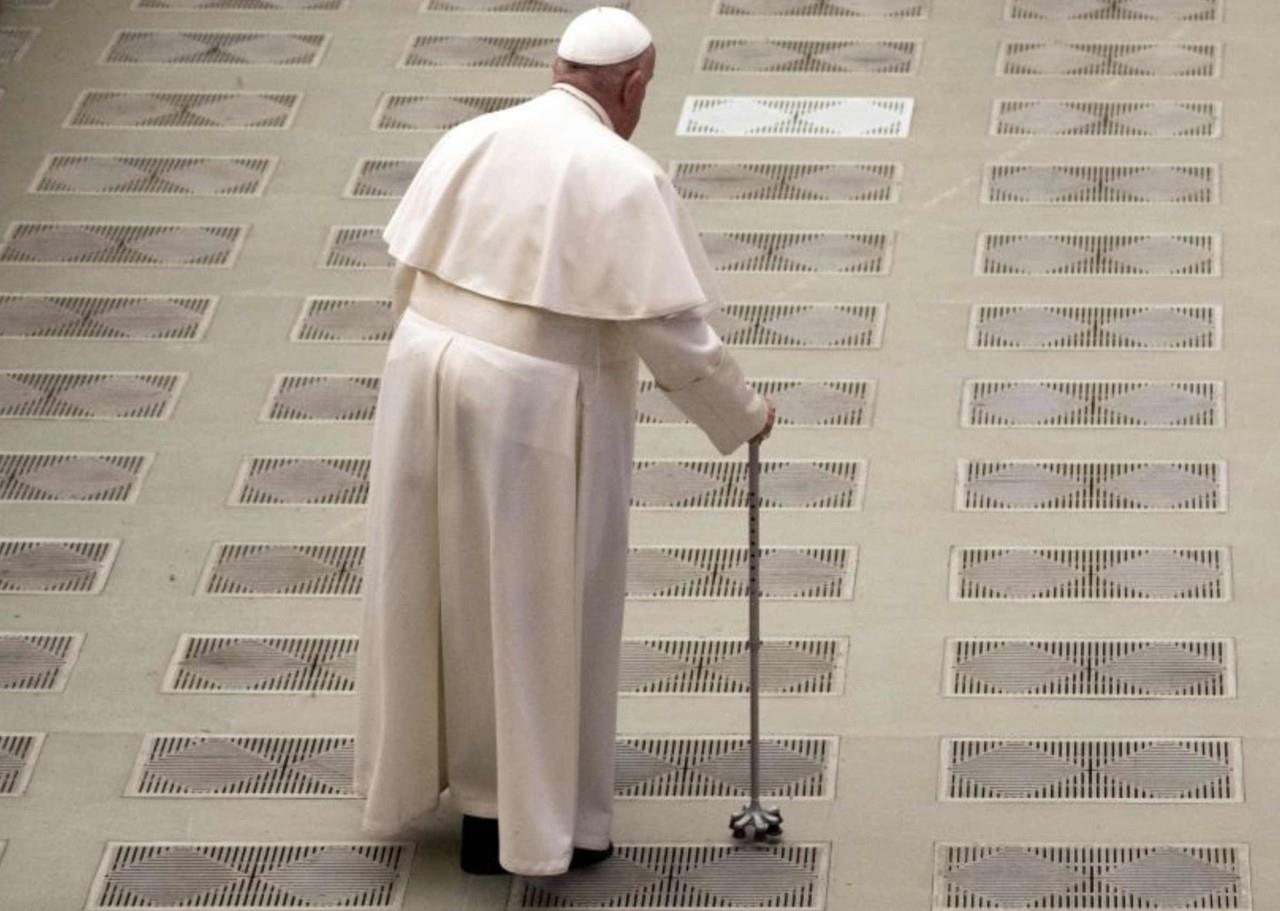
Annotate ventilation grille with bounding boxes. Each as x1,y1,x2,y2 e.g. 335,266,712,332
946,638,1234,697
977,233,1219,276
0,28,38,64
87,843,413,909
400,35,556,68
0,453,151,503
0,538,118,594
510,844,829,910
0,294,215,340
711,302,885,348
620,638,846,696
199,543,364,597
632,459,863,509
101,30,329,66
231,457,368,506
969,304,1220,350
130,734,356,796
678,96,913,138
638,379,875,428
991,100,1221,137
957,460,1226,512
700,39,919,74
0,633,82,692
673,161,900,203
0,223,246,266
134,0,344,9
32,155,275,196
0,371,185,420
716,0,929,17
950,546,1230,601
616,736,834,799
963,379,1223,429
423,0,629,10
66,90,302,129
702,231,893,274
998,42,1220,77
372,93,528,131
943,738,1241,802
344,159,417,199
294,297,395,341
628,546,854,600
320,226,391,269
1006,0,1221,20
934,844,1248,910
262,374,380,422
0,734,43,795
983,164,1217,204
164,635,358,693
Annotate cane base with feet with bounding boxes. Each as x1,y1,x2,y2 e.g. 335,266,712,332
729,802,784,843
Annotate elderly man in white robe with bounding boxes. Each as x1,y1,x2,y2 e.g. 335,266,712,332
353,7,775,878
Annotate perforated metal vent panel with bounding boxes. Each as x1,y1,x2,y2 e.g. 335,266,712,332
262,374,380,421
710,303,885,348
616,736,835,799
164,635,357,693
716,0,929,17
639,379,875,428
33,155,275,196
134,0,343,9
982,165,1217,204
87,843,413,909
0,453,152,502
950,546,1230,601
294,297,396,341
946,638,1235,697
632,459,864,509
0,28,38,64
66,90,302,129
0,371,186,420
1005,0,1221,20
942,738,1241,801
628,546,854,599
373,93,529,131
400,35,557,68
0,223,247,266
673,162,900,203
977,233,1219,276
232,457,369,506
101,30,329,66
0,733,44,794
700,39,919,74
199,543,364,597
0,294,215,339
344,159,417,199
991,100,1221,137
320,226,392,269
0,538,119,593
508,843,830,910
969,304,1220,350
0,633,83,692
957,460,1226,511
678,96,913,137
998,42,1220,77
962,379,1224,428
701,231,894,273
620,638,847,696
934,844,1249,910
423,0,629,10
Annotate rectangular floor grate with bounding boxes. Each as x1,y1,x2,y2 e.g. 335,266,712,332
673,161,900,203
678,96,913,137
164,635,358,693
621,638,847,696
946,638,1235,698
32,155,275,196
716,0,929,16
294,297,395,340
1006,0,1221,20
101,30,329,66
950,546,1230,601
968,303,1220,350
65,90,302,129
231,456,369,505
0,371,186,420
710,302,885,348
616,736,835,799
0,733,44,794
87,843,414,909
134,0,344,9
998,42,1220,77
320,226,392,269
0,223,247,266
372,93,529,131
0,28,39,64
400,35,556,68
976,233,1219,276
423,0,629,10
701,231,893,274
639,379,875,428
632,459,864,509
942,737,1242,802
628,546,854,600
962,379,1224,428
982,164,1217,204
935,844,1248,909
991,100,1222,138
0,538,119,594
699,39,919,74
262,374,380,422
344,159,417,199
0,294,215,339
199,543,364,597
0,453,152,503
509,843,829,910
957,460,1226,511
0,633,83,692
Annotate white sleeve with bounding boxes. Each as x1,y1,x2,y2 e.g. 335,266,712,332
619,309,769,455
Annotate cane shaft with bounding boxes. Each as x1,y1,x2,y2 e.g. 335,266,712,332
748,439,761,804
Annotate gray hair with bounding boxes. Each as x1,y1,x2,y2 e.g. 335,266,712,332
552,46,652,96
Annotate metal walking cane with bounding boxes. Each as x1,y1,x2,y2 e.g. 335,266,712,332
729,439,783,843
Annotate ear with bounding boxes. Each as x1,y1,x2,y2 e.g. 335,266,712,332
621,67,647,107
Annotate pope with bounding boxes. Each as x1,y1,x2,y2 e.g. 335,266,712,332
353,6,775,878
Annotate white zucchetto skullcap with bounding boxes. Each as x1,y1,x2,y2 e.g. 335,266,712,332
557,6,653,66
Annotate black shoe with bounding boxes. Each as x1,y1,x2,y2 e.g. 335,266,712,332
569,842,614,871
460,814,506,875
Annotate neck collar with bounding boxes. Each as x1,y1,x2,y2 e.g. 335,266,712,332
549,82,615,133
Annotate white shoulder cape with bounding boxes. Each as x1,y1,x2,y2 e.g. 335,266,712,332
382,87,720,321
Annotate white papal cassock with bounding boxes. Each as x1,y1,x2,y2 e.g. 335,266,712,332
353,83,768,876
